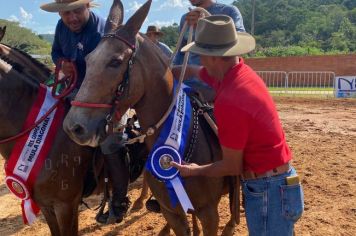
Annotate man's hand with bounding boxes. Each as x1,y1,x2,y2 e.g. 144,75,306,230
170,161,201,177
61,61,75,77
185,10,203,27
172,147,243,178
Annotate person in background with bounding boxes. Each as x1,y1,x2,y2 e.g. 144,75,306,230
145,25,173,58
171,15,304,235
40,0,130,224
173,0,246,101
174,0,245,66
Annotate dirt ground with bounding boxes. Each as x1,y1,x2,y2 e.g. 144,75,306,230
0,97,355,236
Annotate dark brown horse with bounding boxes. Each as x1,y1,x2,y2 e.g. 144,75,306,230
0,3,129,234
63,1,237,235
0,46,96,236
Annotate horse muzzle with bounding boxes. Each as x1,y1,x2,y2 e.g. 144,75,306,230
63,109,107,147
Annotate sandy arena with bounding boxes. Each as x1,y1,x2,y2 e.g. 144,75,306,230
0,97,355,236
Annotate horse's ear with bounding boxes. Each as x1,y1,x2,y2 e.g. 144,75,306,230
0,26,6,42
119,0,152,44
104,0,124,34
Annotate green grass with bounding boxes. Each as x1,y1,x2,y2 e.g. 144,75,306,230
268,87,334,91
267,87,335,97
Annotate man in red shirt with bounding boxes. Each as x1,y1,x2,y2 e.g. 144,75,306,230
171,15,304,235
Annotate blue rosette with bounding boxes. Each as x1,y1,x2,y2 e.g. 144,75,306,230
146,83,194,213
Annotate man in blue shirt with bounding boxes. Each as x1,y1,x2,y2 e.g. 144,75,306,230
146,25,173,58
174,0,245,66
40,0,130,225
173,0,246,101
41,0,105,87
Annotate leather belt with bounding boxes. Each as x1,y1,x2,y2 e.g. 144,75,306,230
241,162,291,180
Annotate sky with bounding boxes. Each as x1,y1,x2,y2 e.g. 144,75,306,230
0,0,235,34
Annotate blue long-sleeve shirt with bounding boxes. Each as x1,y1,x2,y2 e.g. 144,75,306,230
51,11,105,87
157,41,173,58
173,3,246,66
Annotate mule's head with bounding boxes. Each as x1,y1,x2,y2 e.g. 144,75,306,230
64,0,152,147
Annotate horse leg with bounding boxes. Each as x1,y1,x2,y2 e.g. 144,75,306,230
195,206,219,236
221,218,236,236
160,207,190,236
192,214,201,236
41,206,61,236
132,173,149,210
54,201,79,236
158,223,171,236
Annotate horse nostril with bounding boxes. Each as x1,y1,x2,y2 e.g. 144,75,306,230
71,124,86,136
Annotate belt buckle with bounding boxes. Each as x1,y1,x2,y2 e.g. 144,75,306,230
265,170,273,178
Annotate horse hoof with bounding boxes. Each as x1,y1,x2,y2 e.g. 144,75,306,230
131,200,144,211
96,211,124,224
96,211,109,224
221,225,235,236
145,198,161,213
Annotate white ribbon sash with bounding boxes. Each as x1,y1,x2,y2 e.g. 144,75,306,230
5,86,64,225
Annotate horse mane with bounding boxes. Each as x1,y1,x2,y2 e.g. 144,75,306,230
0,43,52,81
0,57,40,88
0,50,24,74
0,54,40,87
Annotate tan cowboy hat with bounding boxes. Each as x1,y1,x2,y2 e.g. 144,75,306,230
40,0,96,12
181,15,256,56
146,25,164,36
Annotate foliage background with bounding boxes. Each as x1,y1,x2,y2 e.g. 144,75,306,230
1,0,355,58
0,19,51,55
161,0,356,57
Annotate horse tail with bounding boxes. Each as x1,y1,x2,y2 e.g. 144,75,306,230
222,176,240,236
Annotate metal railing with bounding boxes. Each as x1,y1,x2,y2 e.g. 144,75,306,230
257,71,335,97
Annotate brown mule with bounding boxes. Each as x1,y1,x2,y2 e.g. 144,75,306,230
63,1,238,235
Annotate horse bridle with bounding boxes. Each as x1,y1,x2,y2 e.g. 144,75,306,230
71,34,137,133
70,33,187,145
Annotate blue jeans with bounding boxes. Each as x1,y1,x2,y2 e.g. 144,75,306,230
242,167,304,236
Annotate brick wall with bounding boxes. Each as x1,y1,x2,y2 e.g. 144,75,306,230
245,54,356,76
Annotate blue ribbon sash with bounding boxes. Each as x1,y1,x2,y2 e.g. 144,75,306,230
146,84,194,213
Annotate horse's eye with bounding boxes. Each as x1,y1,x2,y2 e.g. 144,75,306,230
108,58,122,68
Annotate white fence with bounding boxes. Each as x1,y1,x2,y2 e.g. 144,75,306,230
257,71,335,96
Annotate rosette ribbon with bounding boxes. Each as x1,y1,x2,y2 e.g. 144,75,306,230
146,83,194,213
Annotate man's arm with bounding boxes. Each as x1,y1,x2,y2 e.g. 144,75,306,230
171,65,202,81
160,42,173,58
229,5,246,32
171,146,243,177
51,23,64,66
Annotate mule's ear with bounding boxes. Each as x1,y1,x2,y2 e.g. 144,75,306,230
0,26,6,42
104,0,124,34
119,0,152,44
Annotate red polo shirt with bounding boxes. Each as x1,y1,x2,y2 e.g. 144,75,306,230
200,58,291,173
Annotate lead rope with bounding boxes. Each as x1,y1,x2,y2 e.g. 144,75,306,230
125,7,212,145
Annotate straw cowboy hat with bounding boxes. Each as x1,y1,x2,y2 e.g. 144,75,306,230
181,15,256,56
40,0,96,12
146,25,164,36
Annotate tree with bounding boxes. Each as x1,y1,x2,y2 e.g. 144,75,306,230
160,23,180,50
0,19,51,55
233,0,355,54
